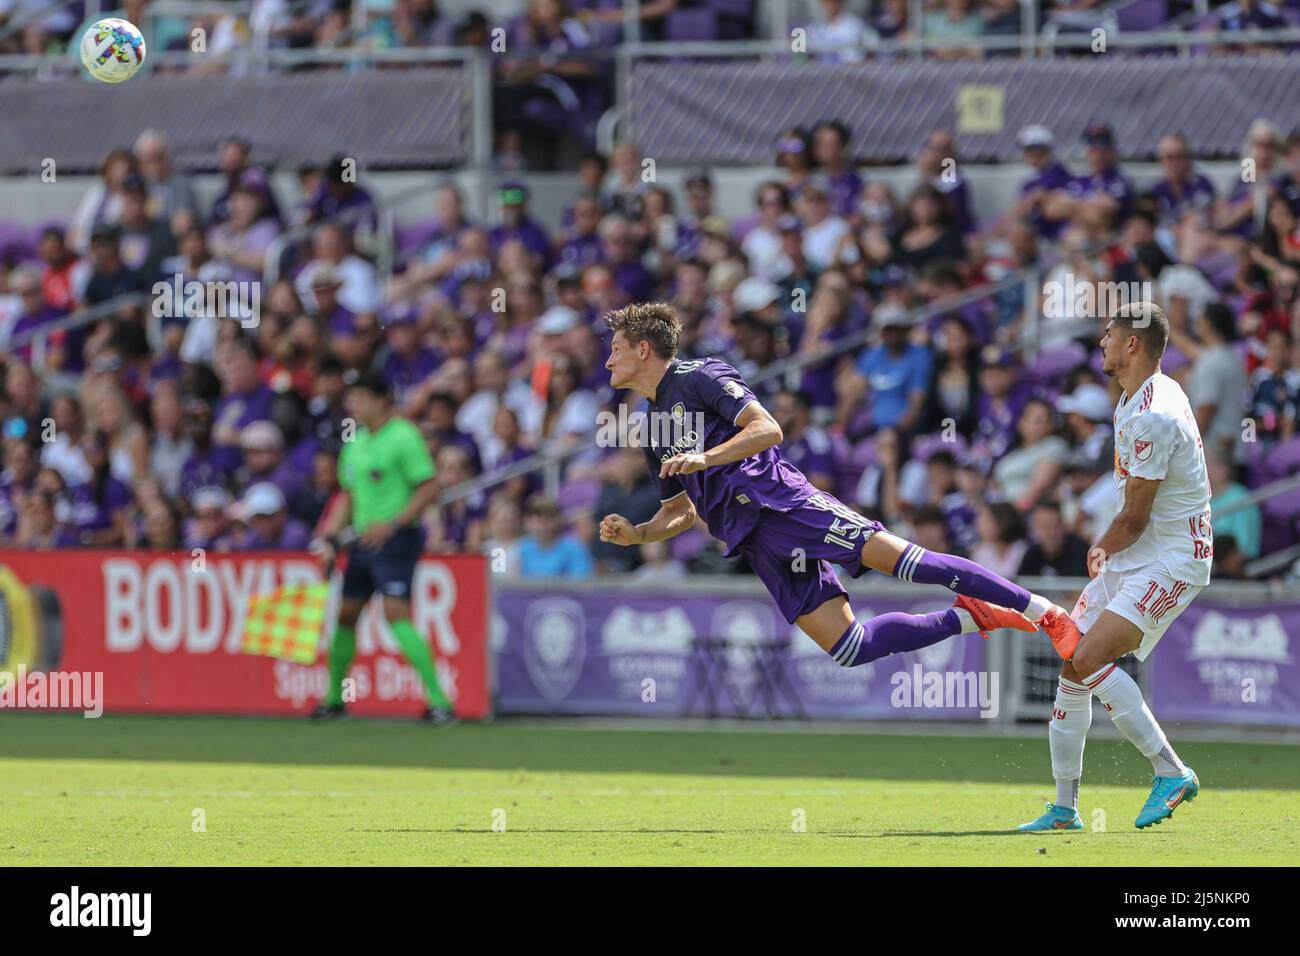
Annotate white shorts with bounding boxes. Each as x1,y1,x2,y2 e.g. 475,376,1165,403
1070,561,1204,661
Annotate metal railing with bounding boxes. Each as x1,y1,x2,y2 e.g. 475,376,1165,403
3,23,1300,79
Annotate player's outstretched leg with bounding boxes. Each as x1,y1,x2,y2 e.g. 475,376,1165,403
1074,612,1198,829
1017,670,1089,831
861,532,1079,654
797,596,986,667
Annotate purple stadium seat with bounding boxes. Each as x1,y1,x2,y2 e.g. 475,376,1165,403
1259,519,1296,557
667,9,721,41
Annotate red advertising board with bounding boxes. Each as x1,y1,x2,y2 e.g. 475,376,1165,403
0,550,490,719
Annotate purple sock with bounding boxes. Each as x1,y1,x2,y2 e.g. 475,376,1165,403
892,542,1031,612
829,611,962,667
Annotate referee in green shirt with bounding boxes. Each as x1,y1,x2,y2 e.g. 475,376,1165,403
311,370,454,724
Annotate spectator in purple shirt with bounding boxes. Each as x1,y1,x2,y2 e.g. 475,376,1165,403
381,305,441,407
813,120,864,220
184,486,235,551
1011,124,1074,241
209,136,284,228
917,128,975,235
235,421,303,500
238,482,313,550
0,437,38,542
600,215,656,303
66,431,133,546
13,489,82,550
972,346,1031,467
1150,133,1217,233
211,339,276,474
208,181,282,284
304,154,378,236
489,181,554,271
774,388,837,492
1057,122,1135,231
557,192,606,271
6,268,74,372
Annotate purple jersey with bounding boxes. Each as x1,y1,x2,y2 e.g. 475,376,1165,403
1067,166,1134,220
639,358,819,555
383,348,440,404
1021,161,1073,239
1151,173,1217,224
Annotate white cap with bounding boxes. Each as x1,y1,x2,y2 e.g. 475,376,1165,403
1056,383,1111,422
537,305,580,335
240,420,284,452
192,486,231,513
732,276,781,314
243,482,286,516
1017,125,1054,149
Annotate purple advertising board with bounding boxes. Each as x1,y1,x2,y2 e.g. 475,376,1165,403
1149,600,1300,726
495,586,990,720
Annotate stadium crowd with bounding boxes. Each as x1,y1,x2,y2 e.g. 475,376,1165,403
1,113,1300,582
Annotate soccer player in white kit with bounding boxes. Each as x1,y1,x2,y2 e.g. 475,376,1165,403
1019,302,1210,831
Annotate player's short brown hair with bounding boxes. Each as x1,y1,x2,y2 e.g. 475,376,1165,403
1111,300,1169,358
604,302,682,360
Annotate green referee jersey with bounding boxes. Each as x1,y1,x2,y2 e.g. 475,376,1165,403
338,416,437,532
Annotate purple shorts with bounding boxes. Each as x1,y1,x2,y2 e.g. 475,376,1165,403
737,493,887,624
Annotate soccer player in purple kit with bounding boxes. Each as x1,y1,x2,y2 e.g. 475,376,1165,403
598,303,1083,667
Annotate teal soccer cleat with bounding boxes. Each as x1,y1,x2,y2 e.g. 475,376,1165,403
1017,802,1083,831
1135,769,1199,829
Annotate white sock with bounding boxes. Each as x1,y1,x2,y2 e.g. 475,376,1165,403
952,607,980,634
1024,593,1054,623
1049,677,1091,809
1085,664,1187,777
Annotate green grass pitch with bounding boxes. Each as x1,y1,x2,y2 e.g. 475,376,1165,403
1,714,1295,866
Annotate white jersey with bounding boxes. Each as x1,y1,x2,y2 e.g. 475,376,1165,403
1108,371,1213,585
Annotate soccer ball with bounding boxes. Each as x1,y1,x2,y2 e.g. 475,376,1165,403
80,18,146,84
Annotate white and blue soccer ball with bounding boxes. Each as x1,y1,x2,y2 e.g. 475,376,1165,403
80,18,146,84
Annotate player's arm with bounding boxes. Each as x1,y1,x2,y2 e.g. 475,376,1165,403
600,491,696,546
311,490,353,568
660,402,783,478
1088,476,1160,576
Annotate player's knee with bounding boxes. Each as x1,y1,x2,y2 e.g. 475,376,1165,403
338,599,364,626
381,595,411,622
1059,658,1082,683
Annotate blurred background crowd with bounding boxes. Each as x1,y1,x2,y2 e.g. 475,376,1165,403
2,106,1299,583
0,0,1298,582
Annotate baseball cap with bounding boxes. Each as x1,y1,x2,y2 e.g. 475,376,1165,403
874,302,918,329
310,267,343,290
240,421,284,452
497,181,528,205
981,344,1018,368
684,169,712,189
1082,122,1115,149
89,222,121,242
346,368,391,398
244,482,285,517
192,486,231,513
776,213,802,235
1056,383,1112,422
732,277,782,314
1017,125,1054,149
538,305,580,335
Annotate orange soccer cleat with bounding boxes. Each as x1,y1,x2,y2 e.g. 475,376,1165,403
1038,605,1082,660
953,594,1038,640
